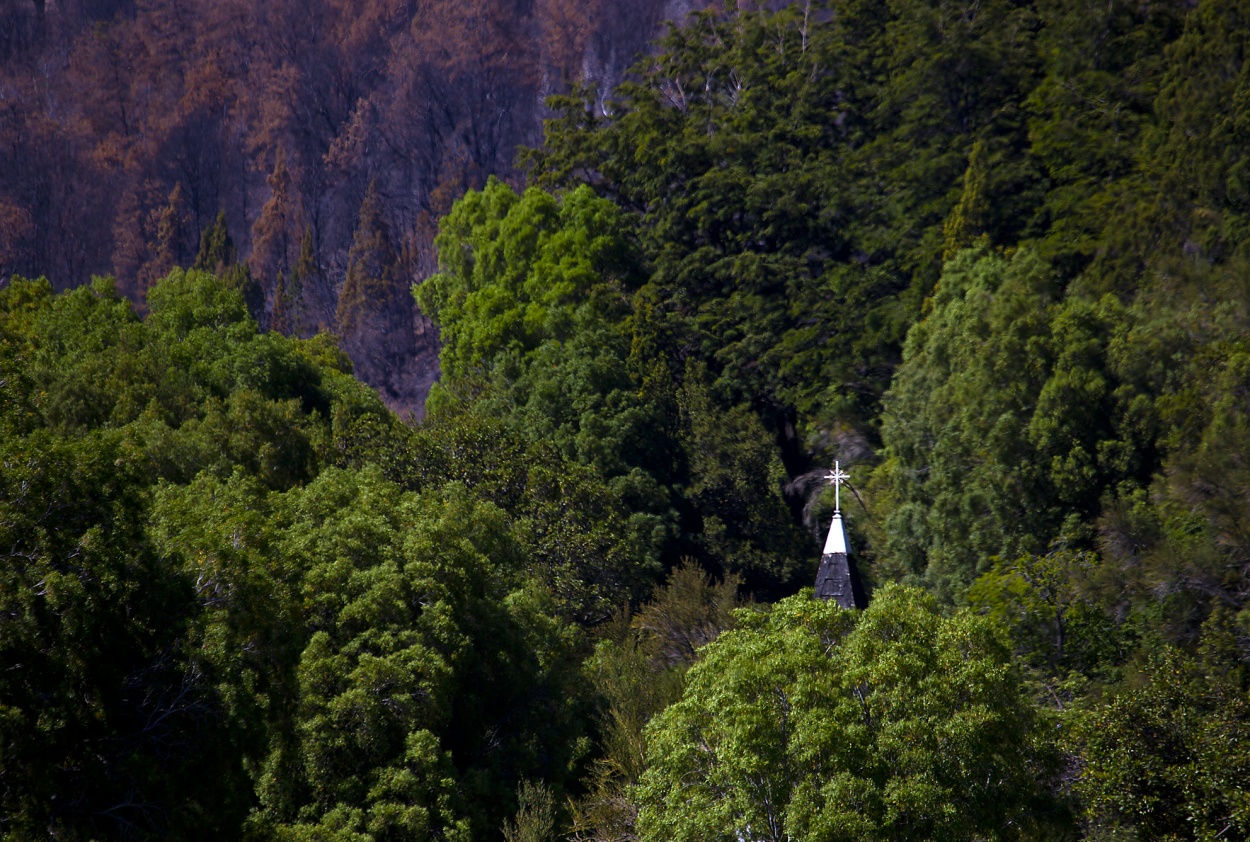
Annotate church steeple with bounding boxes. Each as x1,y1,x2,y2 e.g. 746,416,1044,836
814,461,867,609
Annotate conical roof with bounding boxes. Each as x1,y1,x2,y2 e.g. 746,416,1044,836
814,464,867,609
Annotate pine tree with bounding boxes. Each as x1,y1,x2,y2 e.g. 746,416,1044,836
271,269,290,334
942,140,990,262
273,226,319,336
194,210,237,274
153,182,192,277
195,211,264,324
292,227,318,330
336,180,401,336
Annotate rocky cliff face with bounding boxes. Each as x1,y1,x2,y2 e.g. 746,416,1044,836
345,297,442,419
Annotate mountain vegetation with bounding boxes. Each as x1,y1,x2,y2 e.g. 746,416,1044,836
0,0,711,411
4,0,1250,839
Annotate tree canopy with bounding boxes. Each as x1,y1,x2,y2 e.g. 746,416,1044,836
637,586,1063,842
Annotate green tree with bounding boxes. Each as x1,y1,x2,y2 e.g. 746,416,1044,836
678,369,810,592
1026,0,1186,278
527,0,1043,441
415,178,642,391
571,562,741,841
942,140,990,262
418,178,812,595
195,210,239,274
0,426,256,839
1070,618,1250,840
403,402,668,625
252,470,590,841
877,247,1060,597
876,246,1179,601
1137,0,1250,266
274,227,318,336
503,780,557,842
966,549,1127,682
636,585,1064,842
195,210,265,323
0,269,423,839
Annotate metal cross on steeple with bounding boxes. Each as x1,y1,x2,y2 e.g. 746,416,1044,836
825,461,850,514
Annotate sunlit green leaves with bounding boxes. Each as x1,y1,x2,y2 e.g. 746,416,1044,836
637,585,1061,842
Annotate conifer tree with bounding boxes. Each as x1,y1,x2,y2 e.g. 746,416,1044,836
194,211,265,325
194,210,237,274
273,226,319,335
942,140,990,262
252,151,302,315
337,180,402,336
153,181,192,277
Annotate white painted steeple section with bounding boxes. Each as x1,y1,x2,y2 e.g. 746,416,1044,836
823,512,848,555
822,461,850,554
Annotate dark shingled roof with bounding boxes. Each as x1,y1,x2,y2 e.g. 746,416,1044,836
815,551,867,609
815,512,867,609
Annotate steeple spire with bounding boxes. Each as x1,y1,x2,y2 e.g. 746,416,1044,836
814,461,867,609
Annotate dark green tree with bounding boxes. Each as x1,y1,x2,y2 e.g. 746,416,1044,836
249,470,589,841
417,179,811,594
527,0,1044,442
337,181,405,337
0,427,251,840
195,210,266,324
1026,0,1187,279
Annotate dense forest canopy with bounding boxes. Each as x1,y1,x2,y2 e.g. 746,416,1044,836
3,0,1250,839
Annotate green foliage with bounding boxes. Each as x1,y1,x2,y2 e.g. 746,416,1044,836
1152,347,1250,609
12,1,1250,837
274,227,319,336
417,179,810,594
0,426,244,840
1139,0,1250,264
571,562,740,842
415,179,650,477
876,246,1199,601
195,211,266,322
258,474,478,840
527,0,1043,434
149,470,304,768
402,403,666,625
195,210,240,273
0,290,352,833
1,269,590,840
1026,0,1186,277
1069,620,1250,840
502,780,557,842
942,140,991,262
417,178,642,388
678,370,810,591
967,549,1127,682
636,585,1064,841
878,248,1060,596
